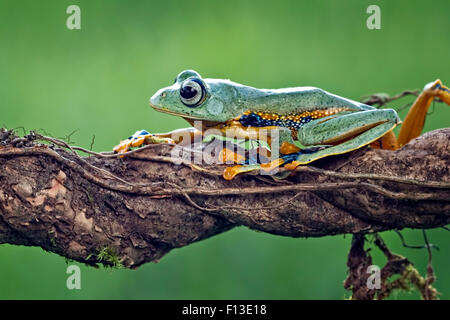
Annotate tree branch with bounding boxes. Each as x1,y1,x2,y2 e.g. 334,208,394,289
0,128,449,269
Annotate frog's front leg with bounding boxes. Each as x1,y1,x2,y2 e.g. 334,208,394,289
113,127,201,154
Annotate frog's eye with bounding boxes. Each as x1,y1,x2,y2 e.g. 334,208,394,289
179,78,206,107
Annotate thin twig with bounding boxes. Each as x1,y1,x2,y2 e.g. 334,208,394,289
361,90,419,107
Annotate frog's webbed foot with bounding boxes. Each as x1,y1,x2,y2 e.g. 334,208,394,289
113,130,175,154
223,146,326,180
397,79,450,148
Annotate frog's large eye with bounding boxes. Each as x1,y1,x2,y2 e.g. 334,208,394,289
179,78,206,107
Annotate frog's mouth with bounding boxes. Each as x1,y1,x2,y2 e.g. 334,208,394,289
150,104,207,120
150,104,222,128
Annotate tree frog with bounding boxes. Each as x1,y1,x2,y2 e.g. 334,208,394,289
114,70,450,180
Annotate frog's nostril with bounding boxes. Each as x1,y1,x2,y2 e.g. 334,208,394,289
150,92,160,106
150,89,168,106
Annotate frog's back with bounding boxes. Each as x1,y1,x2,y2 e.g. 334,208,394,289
250,86,374,114
204,78,374,124
230,84,375,131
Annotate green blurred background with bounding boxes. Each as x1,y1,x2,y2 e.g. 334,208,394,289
0,0,449,299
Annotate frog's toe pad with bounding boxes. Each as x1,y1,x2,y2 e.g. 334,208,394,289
283,160,302,171
223,164,261,180
113,141,132,154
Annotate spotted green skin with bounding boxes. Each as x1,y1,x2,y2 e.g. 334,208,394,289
149,70,400,164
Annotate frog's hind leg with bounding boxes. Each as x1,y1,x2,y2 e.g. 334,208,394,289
222,80,450,180
268,78,450,175
396,79,450,148
222,109,399,180
259,110,399,178
288,108,400,165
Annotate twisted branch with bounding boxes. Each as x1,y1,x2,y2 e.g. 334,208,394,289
1,126,448,270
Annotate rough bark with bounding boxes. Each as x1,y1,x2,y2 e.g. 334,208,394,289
0,128,449,269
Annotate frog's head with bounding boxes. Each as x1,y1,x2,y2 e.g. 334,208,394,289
149,70,241,122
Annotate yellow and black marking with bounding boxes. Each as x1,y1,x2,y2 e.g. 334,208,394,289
238,108,349,130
